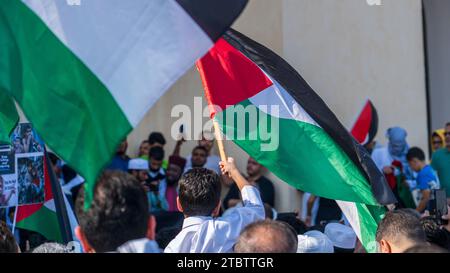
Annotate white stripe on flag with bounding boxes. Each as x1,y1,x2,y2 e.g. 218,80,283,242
23,0,213,126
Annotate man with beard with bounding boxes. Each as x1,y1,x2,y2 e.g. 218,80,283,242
184,146,208,174
159,155,187,212
107,139,130,172
223,157,275,210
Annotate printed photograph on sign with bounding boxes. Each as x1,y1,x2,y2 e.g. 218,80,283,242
10,123,44,154
0,149,17,208
16,153,45,206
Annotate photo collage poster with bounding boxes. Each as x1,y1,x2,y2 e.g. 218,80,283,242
0,123,45,209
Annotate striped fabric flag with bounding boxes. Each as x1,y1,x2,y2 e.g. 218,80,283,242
197,29,396,252
16,155,78,243
0,0,247,206
351,100,379,145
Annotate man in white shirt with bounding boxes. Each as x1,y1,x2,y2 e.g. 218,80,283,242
165,158,265,253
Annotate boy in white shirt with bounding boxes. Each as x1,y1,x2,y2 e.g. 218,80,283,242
165,158,264,253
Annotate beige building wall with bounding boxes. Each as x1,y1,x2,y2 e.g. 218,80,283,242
125,0,428,212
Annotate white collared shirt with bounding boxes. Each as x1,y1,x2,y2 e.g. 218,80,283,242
164,186,265,253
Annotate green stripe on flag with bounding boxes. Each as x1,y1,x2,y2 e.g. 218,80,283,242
0,92,18,144
217,99,378,205
0,0,132,206
16,206,63,243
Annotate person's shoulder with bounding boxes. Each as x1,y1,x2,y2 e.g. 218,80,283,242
259,176,274,185
372,146,388,155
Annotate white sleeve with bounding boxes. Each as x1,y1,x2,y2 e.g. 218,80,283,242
216,186,265,243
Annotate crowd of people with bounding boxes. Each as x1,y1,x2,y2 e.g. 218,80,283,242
1,122,450,253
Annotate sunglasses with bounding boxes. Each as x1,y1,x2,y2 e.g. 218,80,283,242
445,132,450,136
433,141,443,145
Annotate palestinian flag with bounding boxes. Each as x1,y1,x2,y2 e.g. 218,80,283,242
351,100,379,145
197,29,396,252
0,92,18,144
0,0,247,206
16,155,78,243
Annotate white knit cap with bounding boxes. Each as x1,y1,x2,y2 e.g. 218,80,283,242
297,231,334,253
324,223,357,249
128,158,148,171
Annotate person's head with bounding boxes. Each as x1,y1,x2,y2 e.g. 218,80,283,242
198,132,214,154
403,244,449,253
116,139,128,156
445,122,450,150
128,158,149,183
324,223,357,253
22,124,32,139
0,221,19,253
297,230,334,253
75,170,155,253
420,216,450,250
246,157,264,177
406,147,426,172
276,213,308,235
177,168,221,217
431,130,445,152
31,242,71,253
376,209,426,253
386,127,408,157
234,220,298,253
148,146,164,172
191,146,208,168
166,155,187,186
148,132,166,148
138,140,150,157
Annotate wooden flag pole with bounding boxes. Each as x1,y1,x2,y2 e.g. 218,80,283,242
213,120,227,162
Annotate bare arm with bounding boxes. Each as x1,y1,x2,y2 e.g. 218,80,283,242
219,158,250,191
416,190,431,213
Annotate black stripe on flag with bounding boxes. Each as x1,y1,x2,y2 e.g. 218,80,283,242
223,29,397,205
176,0,248,42
367,101,379,145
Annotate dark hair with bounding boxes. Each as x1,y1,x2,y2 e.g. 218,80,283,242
192,145,208,155
406,147,425,161
404,244,449,253
148,132,166,146
376,209,426,245
178,168,221,217
420,216,450,249
0,221,19,253
446,122,450,128
156,226,182,249
234,220,298,253
276,213,308,235
149,146,165,161
75,170,149,252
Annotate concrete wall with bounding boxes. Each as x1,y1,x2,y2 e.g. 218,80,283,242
122,0,428,212
423,0,450,132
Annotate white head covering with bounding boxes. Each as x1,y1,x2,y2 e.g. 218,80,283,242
128,158,149,171
297,230,334,253
116,238,160,253
324,223,357,250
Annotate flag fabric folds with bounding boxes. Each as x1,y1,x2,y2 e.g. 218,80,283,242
351,100,379,145
197,29,396,252
0,0,247,206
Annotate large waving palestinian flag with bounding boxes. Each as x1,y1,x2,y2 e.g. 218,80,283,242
197,29,396,252
0,0,247,206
